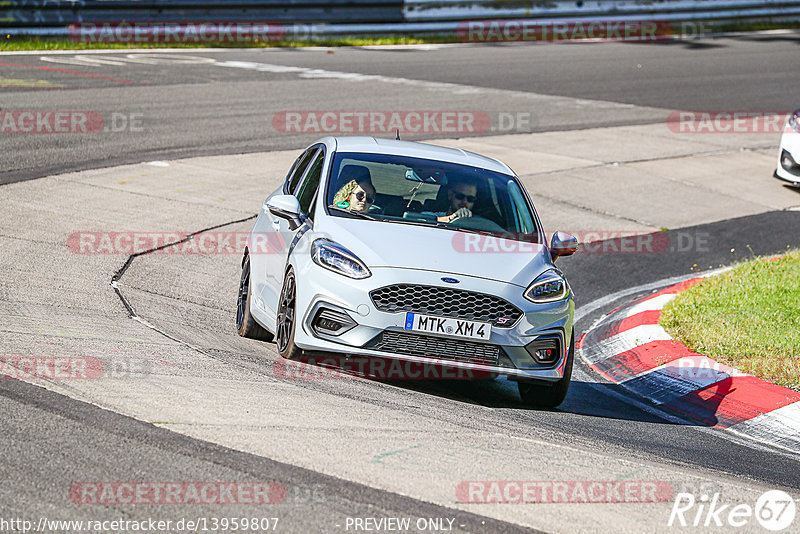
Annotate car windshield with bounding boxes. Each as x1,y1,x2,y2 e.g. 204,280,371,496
325,152,541,242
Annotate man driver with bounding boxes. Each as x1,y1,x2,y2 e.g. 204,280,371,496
435,179,477,223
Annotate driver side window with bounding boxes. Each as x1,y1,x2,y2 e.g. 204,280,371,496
285,147,317,195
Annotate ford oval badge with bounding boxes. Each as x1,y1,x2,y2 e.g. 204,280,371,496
441,277,460,284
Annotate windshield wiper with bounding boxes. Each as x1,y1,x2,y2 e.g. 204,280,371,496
328,205,377,220
388,218,453,230
445,226,486,235
401,219,513,237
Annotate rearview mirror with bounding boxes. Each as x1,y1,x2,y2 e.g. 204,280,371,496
550,231,578,261
265,195,302,231
404,168,444,185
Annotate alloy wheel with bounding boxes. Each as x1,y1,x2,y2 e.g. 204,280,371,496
276,273,296,353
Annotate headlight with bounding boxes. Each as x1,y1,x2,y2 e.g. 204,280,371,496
781,149,797,171
789,109,800,133
524,269,569,303
311,239,371,279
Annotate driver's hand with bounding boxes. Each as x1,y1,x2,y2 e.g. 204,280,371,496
449,208,472,222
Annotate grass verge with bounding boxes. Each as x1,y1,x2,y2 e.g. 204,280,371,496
0,36,446,52
660,250,800,391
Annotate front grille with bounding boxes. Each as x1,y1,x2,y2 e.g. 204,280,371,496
366,330,499,365
370,284,522,327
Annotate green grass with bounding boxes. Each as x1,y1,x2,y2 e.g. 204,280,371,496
0,36,445,52
660,250,800,391
712,20,800,34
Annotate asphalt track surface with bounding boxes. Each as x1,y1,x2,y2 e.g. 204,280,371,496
2,36,800,532
3,32,800,184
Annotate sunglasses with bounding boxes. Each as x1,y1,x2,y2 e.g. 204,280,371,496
454,193,477,202
354,191,375,203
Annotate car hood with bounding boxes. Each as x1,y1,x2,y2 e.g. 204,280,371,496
316,216,552,287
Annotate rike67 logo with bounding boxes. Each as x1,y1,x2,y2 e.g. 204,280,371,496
669,490,796,531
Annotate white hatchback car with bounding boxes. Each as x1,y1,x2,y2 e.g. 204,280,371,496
776,109,800,187
237,137,578,407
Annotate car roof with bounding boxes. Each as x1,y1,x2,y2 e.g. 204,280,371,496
324,136,515,176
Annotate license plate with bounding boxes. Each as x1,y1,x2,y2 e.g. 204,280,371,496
404,312,491,341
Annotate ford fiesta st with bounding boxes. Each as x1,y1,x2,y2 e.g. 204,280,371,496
236,137,578,407
776,108,800,186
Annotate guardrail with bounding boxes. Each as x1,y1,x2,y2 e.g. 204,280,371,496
404,0,800,21
1,0,405,26
2,0,800,40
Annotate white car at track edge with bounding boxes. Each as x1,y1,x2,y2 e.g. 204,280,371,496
776,108,800,187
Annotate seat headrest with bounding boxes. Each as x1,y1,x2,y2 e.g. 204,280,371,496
339,164,372,185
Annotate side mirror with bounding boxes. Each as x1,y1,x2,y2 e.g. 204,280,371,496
550,231,578,261
265,195,303,231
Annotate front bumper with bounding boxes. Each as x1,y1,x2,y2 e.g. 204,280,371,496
291,260,574,383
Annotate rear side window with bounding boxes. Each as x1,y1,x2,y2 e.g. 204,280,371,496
285,148,317,195
296,150,324,217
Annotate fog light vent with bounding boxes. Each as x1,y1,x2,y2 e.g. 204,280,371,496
526,336,561,364
311,309,356,337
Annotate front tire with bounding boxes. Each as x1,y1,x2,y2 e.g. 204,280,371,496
276,268,304,360
237,254,274,342
517,334,574,408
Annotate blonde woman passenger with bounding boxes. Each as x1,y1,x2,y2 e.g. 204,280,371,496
332,165,376,213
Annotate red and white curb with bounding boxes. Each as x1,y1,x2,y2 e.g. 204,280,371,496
578,272,800,453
